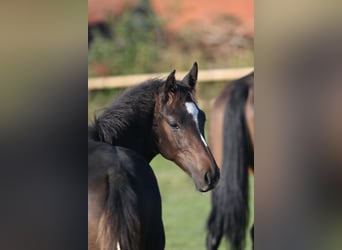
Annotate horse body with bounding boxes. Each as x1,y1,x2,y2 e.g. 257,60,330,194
206,72,254,250
89,63,220,250
88,141,164,250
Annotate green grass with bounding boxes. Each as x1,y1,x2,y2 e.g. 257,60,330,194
151,155,254,250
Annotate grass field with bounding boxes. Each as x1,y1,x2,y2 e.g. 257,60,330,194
151,155,254,250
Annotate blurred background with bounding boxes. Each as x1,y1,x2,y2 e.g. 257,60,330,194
88,0,254,249
88,0,253,76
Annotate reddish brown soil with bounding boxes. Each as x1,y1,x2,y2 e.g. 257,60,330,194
88,0,254,34
151,0,253,34
88,0,138,25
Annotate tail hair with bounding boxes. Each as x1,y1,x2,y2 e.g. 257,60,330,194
206,73,254,250
221,78,253,250
97,168,140,250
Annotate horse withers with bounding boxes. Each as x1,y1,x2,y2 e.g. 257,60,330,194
206,72,254,250
88,62,220,250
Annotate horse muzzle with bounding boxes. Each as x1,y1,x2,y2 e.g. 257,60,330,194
198,167,220,192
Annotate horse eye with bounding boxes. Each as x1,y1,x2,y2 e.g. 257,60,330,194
169,120,180,129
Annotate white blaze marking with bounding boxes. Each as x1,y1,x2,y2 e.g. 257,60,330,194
185,102,208,147
200,134,208,147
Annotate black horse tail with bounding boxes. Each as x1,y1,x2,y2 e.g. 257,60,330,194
97,160,140,250
206,76,253,250
221,78,253,250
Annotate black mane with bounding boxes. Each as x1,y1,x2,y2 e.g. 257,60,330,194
89,79,171,162
88,76,196,162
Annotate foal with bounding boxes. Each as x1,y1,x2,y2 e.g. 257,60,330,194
89,63,220,250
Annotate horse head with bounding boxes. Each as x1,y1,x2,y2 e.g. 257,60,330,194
154,62,220,192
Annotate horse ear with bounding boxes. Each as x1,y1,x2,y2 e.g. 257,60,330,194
182,62,198,89
164,69,177,93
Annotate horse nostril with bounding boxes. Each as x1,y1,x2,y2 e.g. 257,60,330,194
204,171,212,185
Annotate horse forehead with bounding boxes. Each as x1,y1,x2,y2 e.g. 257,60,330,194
185,102,208,146
185,102,199,120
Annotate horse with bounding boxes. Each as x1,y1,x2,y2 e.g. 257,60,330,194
206,72,254,250
88,62,220,250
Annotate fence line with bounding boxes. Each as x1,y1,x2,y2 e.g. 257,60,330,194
88,67,253,90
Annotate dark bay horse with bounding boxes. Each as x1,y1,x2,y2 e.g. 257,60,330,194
88,63,220,250
206,72,254,250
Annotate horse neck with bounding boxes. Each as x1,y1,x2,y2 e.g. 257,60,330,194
115,108,158,162
95,84,161,162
